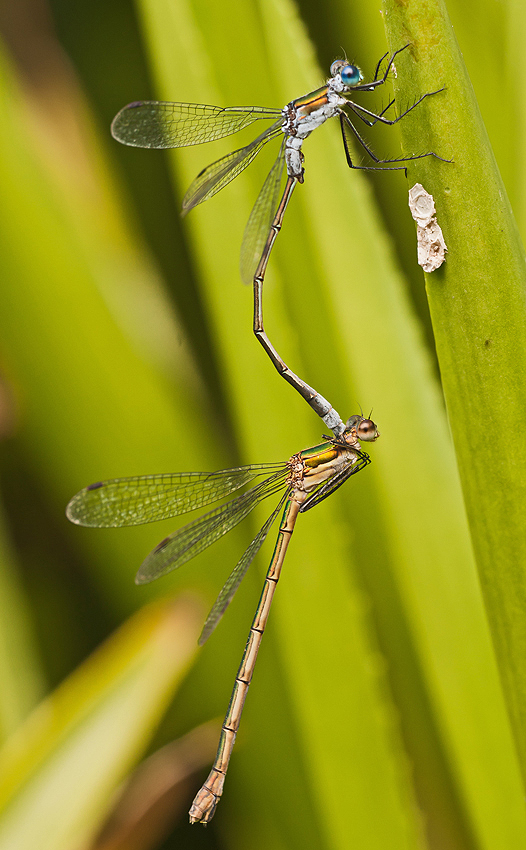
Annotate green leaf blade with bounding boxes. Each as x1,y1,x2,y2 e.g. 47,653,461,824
0,599,200,850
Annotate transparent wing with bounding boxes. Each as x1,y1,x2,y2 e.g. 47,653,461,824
66,465,284,528
135,471,288,584
300,453,371,513
198,492,288,644
111,102,281,149
182,122,282,214
239,137,286,285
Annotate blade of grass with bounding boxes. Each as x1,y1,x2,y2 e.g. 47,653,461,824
442,0,515,206
0,39,227,614
506,0,526,237
381,0,526,798
0,597,200,850
0,504,45,741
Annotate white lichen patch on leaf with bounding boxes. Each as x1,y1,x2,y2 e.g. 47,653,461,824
408,183,447,272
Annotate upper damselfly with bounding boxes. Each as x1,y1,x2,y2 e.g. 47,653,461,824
112,46,443,436
66,414,379,823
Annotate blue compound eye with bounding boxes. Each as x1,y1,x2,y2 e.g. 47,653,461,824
340,64,362,86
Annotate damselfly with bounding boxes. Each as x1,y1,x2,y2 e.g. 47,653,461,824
111,46,444,437
66,414,379,823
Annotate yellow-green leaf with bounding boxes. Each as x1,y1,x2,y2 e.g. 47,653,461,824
0,598,200,850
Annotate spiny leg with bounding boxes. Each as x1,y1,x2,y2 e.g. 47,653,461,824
352,43,448,158
372,51,390,83
360,43,412,91
345,45,449,166
363,97,396,128
346,89,446,128
339,111,449,172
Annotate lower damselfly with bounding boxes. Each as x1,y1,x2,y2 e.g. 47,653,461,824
66,414,379,823
111,45,444,437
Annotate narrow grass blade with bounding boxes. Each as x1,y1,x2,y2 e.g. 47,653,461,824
0,598,200,850
382,0,526,799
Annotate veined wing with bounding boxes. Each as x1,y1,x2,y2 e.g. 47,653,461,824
299,452,370,513
135,471,287,584
182,122,282,214
111,102,282,149
198,491,288,644
66,465,284,528
239,137,286,285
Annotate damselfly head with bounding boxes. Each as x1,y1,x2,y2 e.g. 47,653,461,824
345,415,379,442
330,60,363,89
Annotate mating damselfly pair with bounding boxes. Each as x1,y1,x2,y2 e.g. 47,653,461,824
67,45,441,825
111,44,445,437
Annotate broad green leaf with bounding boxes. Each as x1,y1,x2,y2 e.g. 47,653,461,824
0,505,44,741
0,598,200,850
382,0,526,807
0,40,224,616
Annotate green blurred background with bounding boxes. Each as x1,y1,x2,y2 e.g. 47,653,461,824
0,0,525,848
